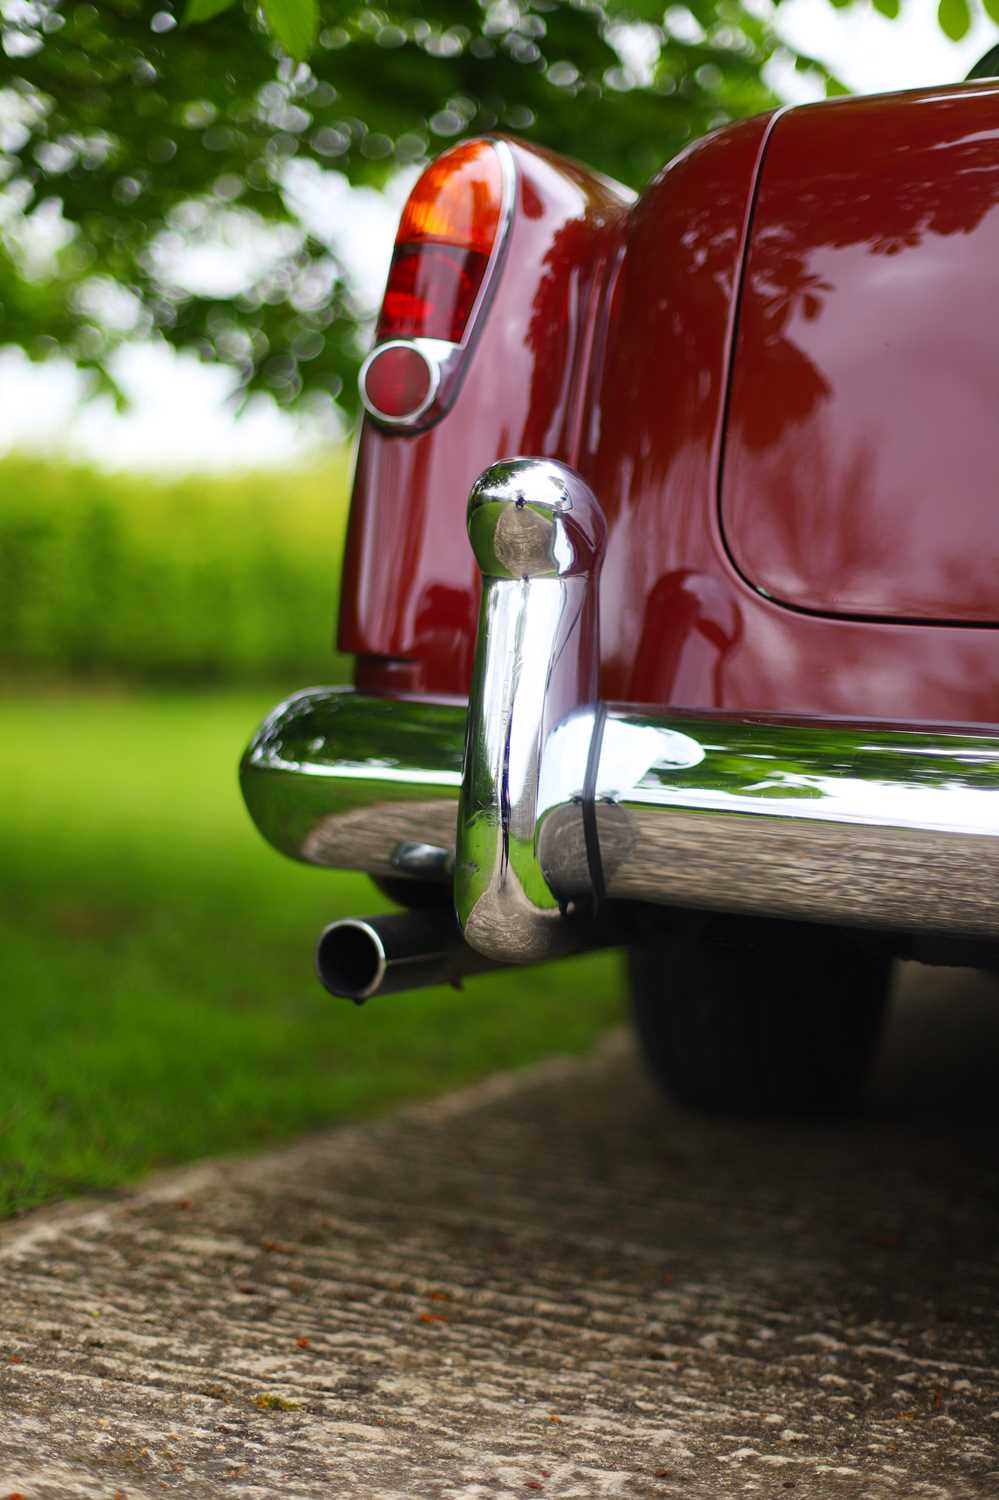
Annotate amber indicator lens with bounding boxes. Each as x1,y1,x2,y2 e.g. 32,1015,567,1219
362,343,433,421
376,140,504,346
395,140,503,252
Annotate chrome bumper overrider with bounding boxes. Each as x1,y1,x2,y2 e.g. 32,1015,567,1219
241,458,999,961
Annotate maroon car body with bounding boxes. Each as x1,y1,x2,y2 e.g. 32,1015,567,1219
344,81,999,723
243,79,999,1116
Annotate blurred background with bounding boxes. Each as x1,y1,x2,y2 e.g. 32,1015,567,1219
1,0,995,1217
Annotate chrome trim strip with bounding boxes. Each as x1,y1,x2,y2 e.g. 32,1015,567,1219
454,458,606,962
465,136,517,343
242,689,999,942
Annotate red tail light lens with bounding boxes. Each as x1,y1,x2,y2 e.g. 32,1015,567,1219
378,244,490,344
376,141,505,346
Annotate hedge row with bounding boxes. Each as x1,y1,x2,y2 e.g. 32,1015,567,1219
0,455,354,683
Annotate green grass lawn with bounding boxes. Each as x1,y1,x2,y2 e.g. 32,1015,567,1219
0,686,623,1217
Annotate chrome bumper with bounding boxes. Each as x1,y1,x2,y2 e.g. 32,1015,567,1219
241,687,999,944
241,459,999,958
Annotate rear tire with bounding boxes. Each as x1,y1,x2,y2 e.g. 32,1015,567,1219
628,921,892,1118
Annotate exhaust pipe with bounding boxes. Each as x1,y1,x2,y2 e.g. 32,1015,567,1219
316,909,506,1002
316,905,633,1002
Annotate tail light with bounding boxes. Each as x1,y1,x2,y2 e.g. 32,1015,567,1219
360,139,513,428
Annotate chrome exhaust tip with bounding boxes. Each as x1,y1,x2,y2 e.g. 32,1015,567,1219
316,918,390,1003
315,909,500,1003
316,904,631,1002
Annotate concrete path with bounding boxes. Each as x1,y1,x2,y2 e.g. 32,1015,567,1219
2,963,999,1499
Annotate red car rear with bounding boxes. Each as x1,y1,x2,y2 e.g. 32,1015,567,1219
242,80,999,1117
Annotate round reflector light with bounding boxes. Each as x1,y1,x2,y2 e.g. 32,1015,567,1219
360,342,437,424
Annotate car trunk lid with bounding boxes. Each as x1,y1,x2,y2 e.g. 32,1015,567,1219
720,83,999,625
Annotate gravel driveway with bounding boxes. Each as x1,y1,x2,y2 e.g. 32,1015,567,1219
2,962,999,1499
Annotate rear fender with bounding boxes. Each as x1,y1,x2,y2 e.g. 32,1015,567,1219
338,137,633,698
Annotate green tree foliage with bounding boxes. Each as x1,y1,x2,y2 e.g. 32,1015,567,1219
0,1,992,414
